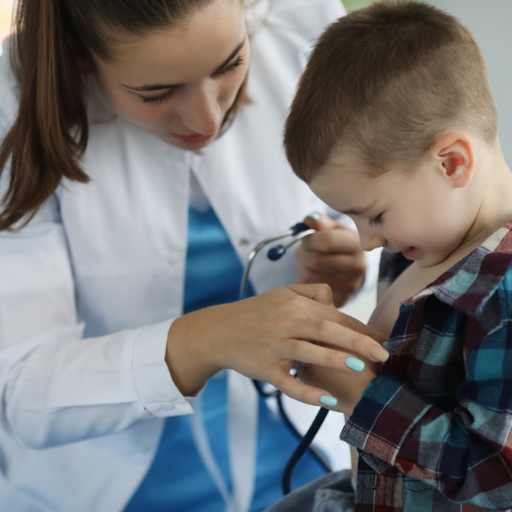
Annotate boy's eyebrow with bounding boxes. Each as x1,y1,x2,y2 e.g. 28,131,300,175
121,37,247,92
342,201,377,215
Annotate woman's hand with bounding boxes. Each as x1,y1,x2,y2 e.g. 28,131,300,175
297,350,379,416
296,213,366,307
166,283,388,407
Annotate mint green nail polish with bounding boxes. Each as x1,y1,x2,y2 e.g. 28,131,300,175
382,341,389,349
320,395,337,407
346,357,365,372
305,212,321,221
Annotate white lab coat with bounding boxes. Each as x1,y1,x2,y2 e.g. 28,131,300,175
0,0,379,510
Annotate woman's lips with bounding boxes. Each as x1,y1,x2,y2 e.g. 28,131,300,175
171,133,215,145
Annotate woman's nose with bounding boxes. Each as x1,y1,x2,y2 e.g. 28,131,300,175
180,83,221,135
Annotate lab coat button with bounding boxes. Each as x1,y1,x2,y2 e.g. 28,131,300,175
239,238,250,247
162,402,175,411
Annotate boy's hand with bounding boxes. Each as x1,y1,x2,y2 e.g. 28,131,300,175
297,350,379,416
296,213,366,307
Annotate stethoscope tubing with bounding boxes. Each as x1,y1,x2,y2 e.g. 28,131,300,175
239,231,294,302
239,224,315,301
239,223,332,494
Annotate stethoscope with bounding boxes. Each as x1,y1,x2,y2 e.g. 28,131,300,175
239,222,332,495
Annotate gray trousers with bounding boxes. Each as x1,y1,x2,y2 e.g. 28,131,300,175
264,470,355,512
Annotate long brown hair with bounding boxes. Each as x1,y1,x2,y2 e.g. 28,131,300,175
0,0,248,231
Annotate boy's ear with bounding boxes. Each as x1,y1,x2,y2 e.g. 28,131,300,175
431,132,475,188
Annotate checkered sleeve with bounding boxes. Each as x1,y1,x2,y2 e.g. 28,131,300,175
341,323,512,510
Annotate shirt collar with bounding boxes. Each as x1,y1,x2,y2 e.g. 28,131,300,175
403,220,512,315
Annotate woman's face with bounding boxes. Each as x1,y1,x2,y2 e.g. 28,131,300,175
92,0,249,150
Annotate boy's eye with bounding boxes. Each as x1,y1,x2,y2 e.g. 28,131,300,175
142,90,174,104
368,213,383,227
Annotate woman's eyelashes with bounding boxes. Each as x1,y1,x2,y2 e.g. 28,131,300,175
142,90,174,104
368,213,383,227
141,56,245,104
215,56,244,76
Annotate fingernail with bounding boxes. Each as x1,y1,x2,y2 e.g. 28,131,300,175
382,341,389,349
305,212,321,221
329,303,337,309
346,357,365,372
319,395,338,407
370,345,389,363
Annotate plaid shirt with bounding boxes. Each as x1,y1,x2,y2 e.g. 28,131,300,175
340,220,512,512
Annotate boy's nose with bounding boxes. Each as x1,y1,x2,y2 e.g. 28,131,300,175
359,230,386,252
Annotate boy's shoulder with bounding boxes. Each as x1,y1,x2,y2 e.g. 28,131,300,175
379,220,512,322
439,220,512,320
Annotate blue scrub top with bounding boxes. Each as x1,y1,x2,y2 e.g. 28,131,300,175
125,206,326,511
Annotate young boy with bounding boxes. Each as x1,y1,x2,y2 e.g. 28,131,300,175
283,1,512,511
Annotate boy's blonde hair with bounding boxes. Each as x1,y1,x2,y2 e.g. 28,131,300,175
284,0,497,182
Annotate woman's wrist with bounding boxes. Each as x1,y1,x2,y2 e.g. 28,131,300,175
165,307,224,396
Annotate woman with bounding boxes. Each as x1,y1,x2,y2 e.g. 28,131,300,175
0,0,387,510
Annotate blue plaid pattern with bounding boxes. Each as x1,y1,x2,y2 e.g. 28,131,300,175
340,221,512,511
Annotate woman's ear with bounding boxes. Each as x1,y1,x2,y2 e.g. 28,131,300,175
431,132,475,188
66,34,93,77
77,56,92,77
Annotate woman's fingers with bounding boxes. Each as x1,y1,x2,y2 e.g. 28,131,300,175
275,294,388,361
189,284,388,407
336,310,388,344
281,321,387,369
286,338,370,372
297,317,386,363
167,282,387,403
297,213,366,308
281,284,378,343
293,295,386,343
299,225,363,257
275,287,388,362
296,250,366,276
296,362,378,416
274,371,339,409
286,282,335,306
296,265,364,307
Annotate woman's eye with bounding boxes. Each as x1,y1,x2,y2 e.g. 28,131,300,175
140,55,244,104
142,90,173,104
368,213,383,227
216,56,244,76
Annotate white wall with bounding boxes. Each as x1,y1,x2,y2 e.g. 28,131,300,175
423,1,512,164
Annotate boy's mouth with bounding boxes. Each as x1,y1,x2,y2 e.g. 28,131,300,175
402,247,418,260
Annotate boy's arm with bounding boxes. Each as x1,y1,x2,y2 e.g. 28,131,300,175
340,322,512,510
